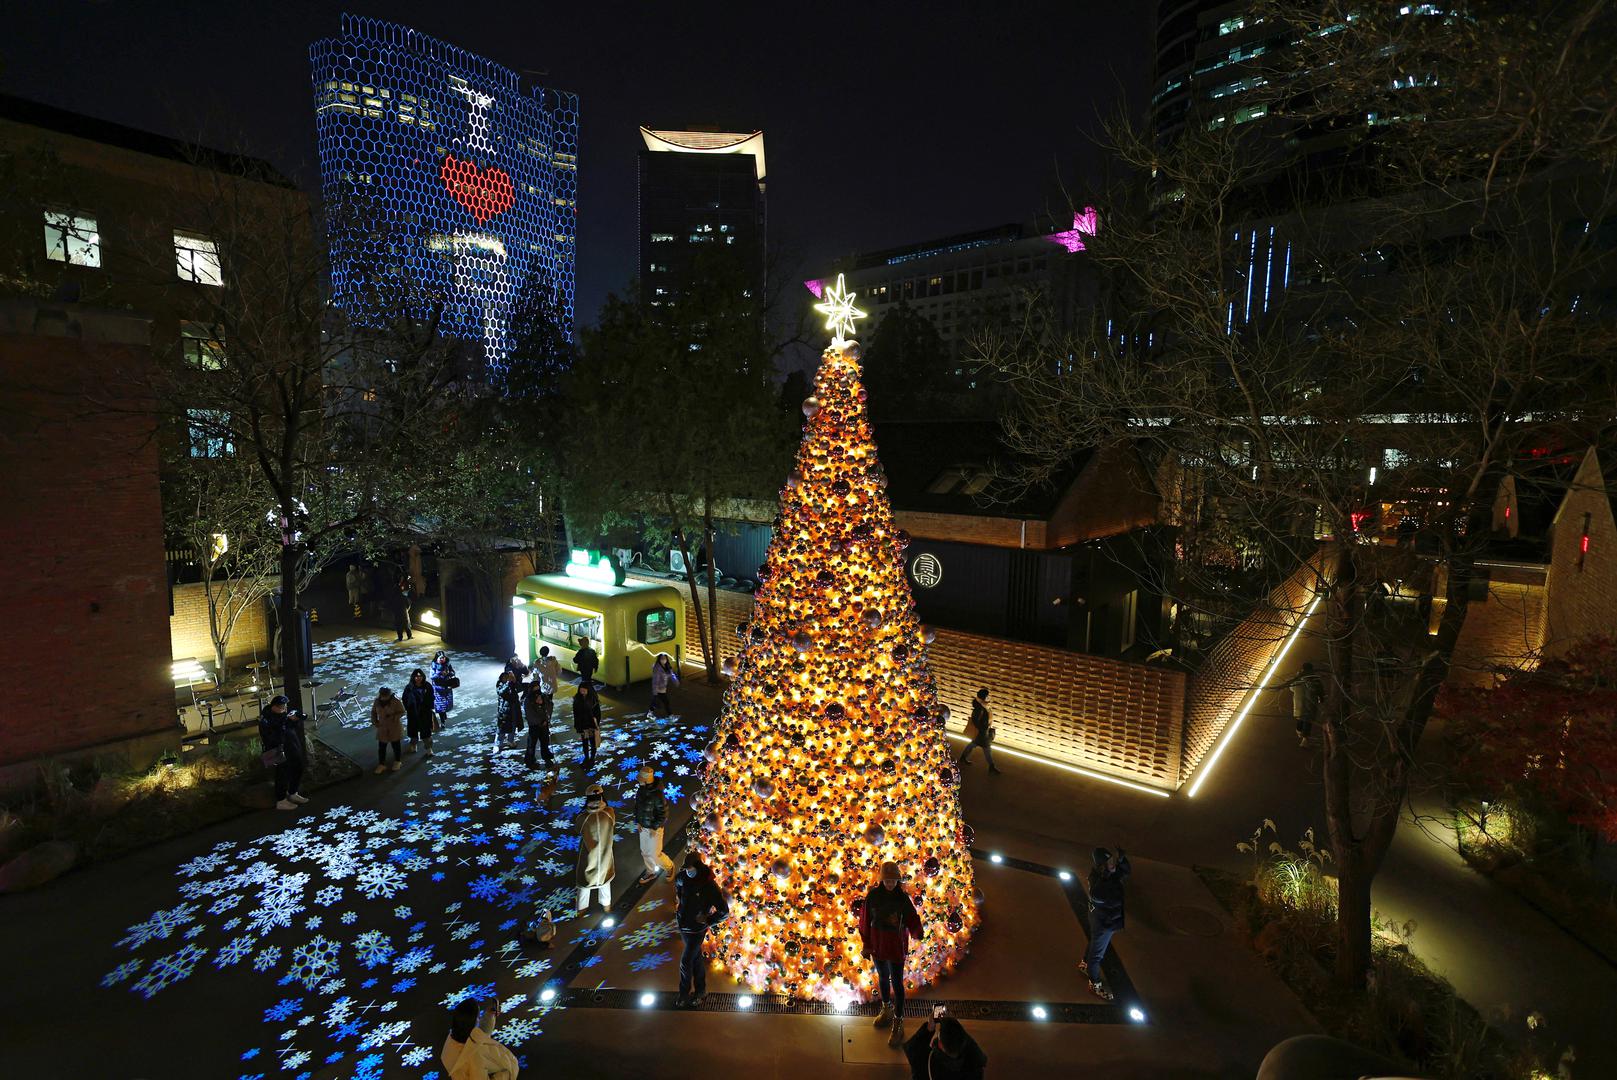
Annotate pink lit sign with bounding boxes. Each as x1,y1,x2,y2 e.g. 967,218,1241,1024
803,278,826,299
1045,206,1099,253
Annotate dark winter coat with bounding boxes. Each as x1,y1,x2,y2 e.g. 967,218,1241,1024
572,691,601,733
674,867,729,932
1088,855,1132,932
903,1024,989,1080
430,659,456,712
573,644,598,675
496,677,522,726
632,783,668,829
402,682,434,723
258,705,303,758
860,884,922,962
966,698,994,743
522,685,552,728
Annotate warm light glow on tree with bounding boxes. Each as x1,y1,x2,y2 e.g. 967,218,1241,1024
691,318,979,1004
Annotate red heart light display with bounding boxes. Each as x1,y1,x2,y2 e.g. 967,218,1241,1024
440,154,514,225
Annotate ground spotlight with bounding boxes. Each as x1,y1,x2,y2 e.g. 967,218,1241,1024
602,916,616,928
737,995,754,1009
538,987,557,1003
989,853,1003,864
639,992,655,1007
1128,1006,1147,1023
1058,870,1072,882
1031,1005,1048,1020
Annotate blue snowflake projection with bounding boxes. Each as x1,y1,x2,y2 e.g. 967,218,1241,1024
101,632,707,1076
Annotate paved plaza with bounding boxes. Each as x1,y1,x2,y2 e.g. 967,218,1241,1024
0,628,1320,1079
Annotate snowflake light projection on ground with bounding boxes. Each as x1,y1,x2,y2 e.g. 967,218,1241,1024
101,638,708,1079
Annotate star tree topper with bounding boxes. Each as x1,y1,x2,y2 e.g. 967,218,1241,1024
813,272,867,346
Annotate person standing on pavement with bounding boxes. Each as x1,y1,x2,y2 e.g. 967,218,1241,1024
1280,662,1324,747
258,694,307,810
632,765,675,885
575,784,615,916
392,578,413,641
673,852,730,1007
535,646,560,707
573,636,598,689
860,859,923,1048
650,653,679,717
957,688,1002,774
1080,846,1131,1000
903,1012,989,1080
402,668,435,756
572,682,602,768
345,564,363,618
430,651,458,733
370,686,406,773
522,677,554,770
495,671,522,751
440,998,519,1080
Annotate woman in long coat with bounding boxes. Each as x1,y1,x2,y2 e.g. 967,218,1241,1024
430,651,457,732
575,784,616,915
402,668,435,756
370,687,406,773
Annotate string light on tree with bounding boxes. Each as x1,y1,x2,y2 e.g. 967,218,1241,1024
691,273,979,1005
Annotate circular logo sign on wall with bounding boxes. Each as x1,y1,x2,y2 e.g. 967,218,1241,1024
910,552,943,588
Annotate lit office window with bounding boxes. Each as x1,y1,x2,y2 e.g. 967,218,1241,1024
174,231,223,286
180,322,226,370
186,409,234,457
43,209,101,266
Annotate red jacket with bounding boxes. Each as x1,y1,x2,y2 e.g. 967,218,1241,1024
859,884,921,962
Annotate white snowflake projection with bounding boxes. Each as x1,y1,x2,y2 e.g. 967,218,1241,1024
352,929,394,969
100,632,710,1074
351,862,407,900
618,919,676,951
286,936,340,989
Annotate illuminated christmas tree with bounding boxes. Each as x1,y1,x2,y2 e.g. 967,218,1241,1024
692,275,980,1004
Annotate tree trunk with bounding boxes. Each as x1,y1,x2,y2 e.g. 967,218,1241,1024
672,523,716,682
1334,848,1375,988
702,497,721,684
278,508,306,715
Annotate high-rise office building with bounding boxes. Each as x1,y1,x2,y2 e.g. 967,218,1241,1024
309,15,579,367
637,127,766,307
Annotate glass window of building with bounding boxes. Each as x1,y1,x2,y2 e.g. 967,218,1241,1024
186,409,234,457
43,209,101,267
180,322,226,370
174,232,223,286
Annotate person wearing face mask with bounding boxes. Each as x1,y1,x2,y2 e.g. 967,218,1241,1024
859,860,923,1048
673,852,729,1007
903,1010,988,1080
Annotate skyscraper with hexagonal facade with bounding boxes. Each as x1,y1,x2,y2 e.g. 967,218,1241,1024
310,14,578,369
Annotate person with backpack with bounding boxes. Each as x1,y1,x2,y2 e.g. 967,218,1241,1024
1080,846,1131,1001
572,682,602,768
370,686,405,774
402,668,435,756
860,860,923,1048
650,653,679,717
632,765,675,885
674,852,730,1007
957,688,1002,774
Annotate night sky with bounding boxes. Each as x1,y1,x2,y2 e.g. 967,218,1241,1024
3,1,1150,327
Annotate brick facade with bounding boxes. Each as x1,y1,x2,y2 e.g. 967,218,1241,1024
1430,563,1548,687
0,302,175,779
1542,447,1617,657
168,579,272,674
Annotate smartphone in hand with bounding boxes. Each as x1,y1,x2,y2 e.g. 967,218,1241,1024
931,1003,947,1021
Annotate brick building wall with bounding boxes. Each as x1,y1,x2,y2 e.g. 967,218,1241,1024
1182,550,1328,784
630,571,1187,789
168,580,272,674
1542,447,1617,657
1430,563,1548,687
0,302,175,780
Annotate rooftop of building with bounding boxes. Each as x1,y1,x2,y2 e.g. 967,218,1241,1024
640,126,766,181
873,419,1095,520
0,93,295,188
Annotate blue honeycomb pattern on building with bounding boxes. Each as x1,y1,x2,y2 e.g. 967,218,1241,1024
310,14,578,366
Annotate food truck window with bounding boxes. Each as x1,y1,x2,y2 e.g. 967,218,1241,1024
538,610,601,648
637,607,676,645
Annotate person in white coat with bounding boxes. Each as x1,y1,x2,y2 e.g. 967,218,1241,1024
534,646,561,707
441,998,519,1080
575,784,616,915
